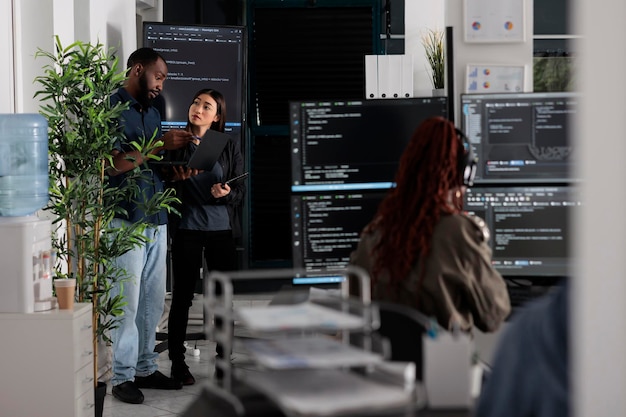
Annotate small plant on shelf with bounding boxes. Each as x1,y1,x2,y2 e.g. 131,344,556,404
421,28,445,90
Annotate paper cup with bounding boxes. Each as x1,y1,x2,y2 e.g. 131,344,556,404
54,278,76,310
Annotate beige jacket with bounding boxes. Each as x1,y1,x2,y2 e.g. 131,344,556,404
349,213,511,333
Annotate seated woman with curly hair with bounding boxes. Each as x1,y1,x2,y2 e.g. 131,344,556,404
349,116,511,334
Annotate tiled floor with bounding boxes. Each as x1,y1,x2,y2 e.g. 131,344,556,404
102,293,269,417
102,338,218,417
101,292,216,417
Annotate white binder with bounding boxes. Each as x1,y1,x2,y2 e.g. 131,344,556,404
387,55,403,99
376,55,390,99
364,55,379,99
401,54,414,98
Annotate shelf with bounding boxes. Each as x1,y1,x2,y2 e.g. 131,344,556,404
239,335,383,369
236,368,413,417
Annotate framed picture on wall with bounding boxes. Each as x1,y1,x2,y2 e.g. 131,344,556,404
464,0,525,43
465,64,526,93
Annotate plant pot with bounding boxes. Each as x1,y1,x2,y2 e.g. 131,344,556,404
432,88,446,97
95,381,106,417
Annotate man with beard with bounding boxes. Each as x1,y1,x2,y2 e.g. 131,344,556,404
107,47,194,404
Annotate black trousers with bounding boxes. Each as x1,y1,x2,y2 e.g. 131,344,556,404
167,228,237,364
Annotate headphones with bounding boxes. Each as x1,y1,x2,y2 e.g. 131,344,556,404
455,128,477,187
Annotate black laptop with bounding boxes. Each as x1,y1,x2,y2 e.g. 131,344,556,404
153,130,231,170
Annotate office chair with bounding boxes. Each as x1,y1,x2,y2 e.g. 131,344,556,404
374,301,434,382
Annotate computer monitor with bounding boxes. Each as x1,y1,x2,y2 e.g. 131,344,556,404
460,92,580,183
292,184,580,284
464,185,581,278
290,97,449,192
142,22,246,142
291,191,387,285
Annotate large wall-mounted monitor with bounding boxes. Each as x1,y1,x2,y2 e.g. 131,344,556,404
460,92,580,183
289,97,449,192
291,191,387,285
142,22,246,142
464,185,581,279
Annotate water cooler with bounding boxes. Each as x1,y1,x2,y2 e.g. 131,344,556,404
0,113,54,313
0,217,55,312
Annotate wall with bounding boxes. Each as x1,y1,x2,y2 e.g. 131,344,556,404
2,0,55,113
406,0,533,117
443,0,533,123
572,1,626,415
0,0,15,112
404,0,444,97
1,0,142,114
136,0,163,48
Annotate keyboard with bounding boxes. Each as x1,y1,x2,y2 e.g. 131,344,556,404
507,284,553,308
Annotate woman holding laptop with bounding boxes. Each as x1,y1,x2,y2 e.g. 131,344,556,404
166,88,245,386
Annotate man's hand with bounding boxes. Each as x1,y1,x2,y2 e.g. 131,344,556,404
161,129,195,150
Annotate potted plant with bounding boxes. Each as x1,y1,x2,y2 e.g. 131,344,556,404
34,36,179,415
421,28,445,95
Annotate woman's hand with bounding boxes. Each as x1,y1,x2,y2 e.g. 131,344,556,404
211,182,230,198
172,165,201,181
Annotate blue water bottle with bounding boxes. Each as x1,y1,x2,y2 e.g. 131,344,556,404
0,114,49,216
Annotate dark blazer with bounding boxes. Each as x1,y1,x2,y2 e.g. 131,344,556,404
164,134,245,239
215,135,245,238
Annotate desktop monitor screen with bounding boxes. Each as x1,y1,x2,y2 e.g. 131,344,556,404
292,184,581,284
460,92,580,183
464,185,581,278
291,191,387,285
290,97,448,192
142,22,246,142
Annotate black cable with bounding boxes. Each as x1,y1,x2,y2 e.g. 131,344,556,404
506,278,533,288
385,0,391,41
195,0,203,24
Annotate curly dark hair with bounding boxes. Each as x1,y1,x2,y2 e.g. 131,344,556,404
126,47,165,69
368,116,466,285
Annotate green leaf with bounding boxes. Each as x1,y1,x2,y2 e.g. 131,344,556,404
421,29,445,89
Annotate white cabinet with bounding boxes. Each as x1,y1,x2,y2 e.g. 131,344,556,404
0,303,94,417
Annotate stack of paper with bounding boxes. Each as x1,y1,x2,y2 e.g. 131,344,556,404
240,335,383,369
235,302,366,332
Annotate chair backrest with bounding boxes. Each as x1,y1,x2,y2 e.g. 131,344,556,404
375,301,433,381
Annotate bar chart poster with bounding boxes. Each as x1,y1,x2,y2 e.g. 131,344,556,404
465,64,525,93
464,0,525,43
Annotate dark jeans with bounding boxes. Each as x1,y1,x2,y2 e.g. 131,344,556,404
167,229,237,364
